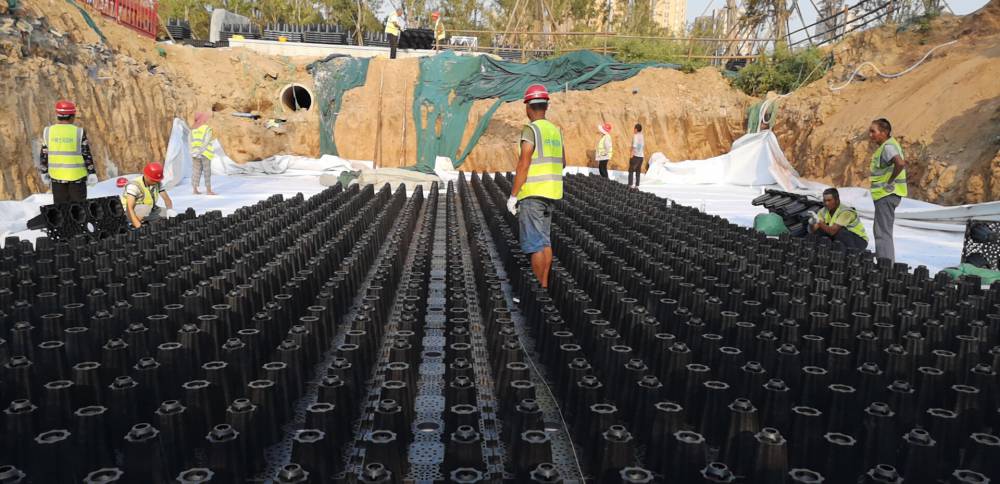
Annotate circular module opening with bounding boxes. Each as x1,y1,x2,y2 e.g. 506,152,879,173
280,84,313,111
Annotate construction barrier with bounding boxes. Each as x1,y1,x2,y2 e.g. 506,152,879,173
83,0,158,39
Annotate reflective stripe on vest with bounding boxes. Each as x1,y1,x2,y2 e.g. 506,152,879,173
121,176,159,212
820,204,869,242
45,124,88,181
517,119,563,201
191,125,216,160
870,137,907,200
595,134,612,160
385,14,401,36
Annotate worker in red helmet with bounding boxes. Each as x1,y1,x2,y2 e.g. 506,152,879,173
508,84,565,289
121,162,174,228
431,11,445,50
38,100,98,203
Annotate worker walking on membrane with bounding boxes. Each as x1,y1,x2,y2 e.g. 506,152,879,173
190,112,217,195
595,123,612,178
38,100,98,203
121,162,174,228
507,85,565,289
385,7,405,59
868,118,907,262
808,188,869,251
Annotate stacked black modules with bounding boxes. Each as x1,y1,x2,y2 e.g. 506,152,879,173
2,174,999,482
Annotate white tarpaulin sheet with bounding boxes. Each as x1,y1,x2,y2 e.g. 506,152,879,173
644,131,810,191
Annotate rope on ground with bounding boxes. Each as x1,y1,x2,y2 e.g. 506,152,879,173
828,39,959,91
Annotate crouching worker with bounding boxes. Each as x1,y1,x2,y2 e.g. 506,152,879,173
808,188,868,251
122,162,173,228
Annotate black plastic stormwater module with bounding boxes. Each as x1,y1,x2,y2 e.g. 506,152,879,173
467,172,1000,483
4,173,1000,482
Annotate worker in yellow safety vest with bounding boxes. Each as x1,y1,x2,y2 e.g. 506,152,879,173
868,118,907,262
190,112,217,195
507,84,565,289
808,188,869,251
385,7,405,59
432,11,445,49
121,162,174,228
39,100,98,203
595,122,612,178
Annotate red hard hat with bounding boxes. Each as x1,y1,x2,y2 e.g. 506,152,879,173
523,84,550,104
116,177,128,188
144,163,164,182
55,100,76,116
602,123,612,133
431,11,440,18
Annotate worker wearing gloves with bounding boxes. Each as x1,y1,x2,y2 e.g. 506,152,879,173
121,162,174,228
507,84,565,289
595,123,612,178
385,7,405,59
39,100,98,203
808,188,869,251
868,118,907,262
432,11,445,49
190,112,217,195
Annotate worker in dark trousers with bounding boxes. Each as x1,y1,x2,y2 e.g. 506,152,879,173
39,100,97,203
808,188,869,251
385,7,404,59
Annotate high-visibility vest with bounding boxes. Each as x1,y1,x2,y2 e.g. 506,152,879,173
120,176,160,211
819,204,868,242
870,137,907,200
434,18,445,41
191,125,215,160
517,119,563,201
385,13,401,36
44,124,88,182
595,134,612,161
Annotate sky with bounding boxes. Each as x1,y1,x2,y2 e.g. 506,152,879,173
684,0,991,24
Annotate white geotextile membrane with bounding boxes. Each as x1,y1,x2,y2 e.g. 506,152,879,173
3,123,995,274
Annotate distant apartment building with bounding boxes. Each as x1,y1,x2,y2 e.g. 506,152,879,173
652,0,686,34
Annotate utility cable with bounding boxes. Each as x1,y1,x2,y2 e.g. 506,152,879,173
828,39,958,91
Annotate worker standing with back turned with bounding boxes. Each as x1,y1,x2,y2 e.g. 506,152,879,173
39,100,98,203
628,123,644,190
868,118,907,262
190,112,217,195
595,122,612,178
385,7,405,59
507,84,565,289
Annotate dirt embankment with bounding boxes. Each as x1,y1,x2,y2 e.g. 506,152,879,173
0,0,319,200
774,3,1000,204
335,61,752,172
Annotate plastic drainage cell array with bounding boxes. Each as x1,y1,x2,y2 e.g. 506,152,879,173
469,172,1000,483
3,174,1000,484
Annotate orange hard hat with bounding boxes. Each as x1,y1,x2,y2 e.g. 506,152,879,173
144,163,164,182
523,84,549,104
431,11,440,18
55,100,76,116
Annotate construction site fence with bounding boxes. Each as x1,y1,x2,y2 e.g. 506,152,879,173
437,30,773,64
81,0,158,39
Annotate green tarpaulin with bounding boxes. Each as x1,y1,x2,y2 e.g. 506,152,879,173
411,51,679,173
942,263,1000,285
753,213,789,236
309,56,370,156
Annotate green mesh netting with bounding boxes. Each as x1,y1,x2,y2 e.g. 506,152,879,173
65,0,107,43
753,213,789,236
308,56,370,156
412,51,678,173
